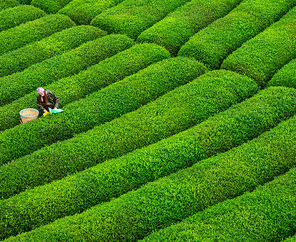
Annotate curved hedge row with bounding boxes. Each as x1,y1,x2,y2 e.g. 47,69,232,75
0,34,135,131
1,51,190,165
31,0,73,13
141,166,296,241
178,0,296,70
137,0,243,56
4,112,296,241
0,25,106,81
3,86,296,239
0,69,259,199
268,58,296,89
0,14,75,56
0,5,45,32
58,0,126,25
90,0,191,39
0,0,19,11
221,6,296,87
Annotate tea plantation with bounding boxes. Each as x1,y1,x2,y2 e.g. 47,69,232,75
0,0,296,241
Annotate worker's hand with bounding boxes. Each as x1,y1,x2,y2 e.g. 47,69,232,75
53,107,57,110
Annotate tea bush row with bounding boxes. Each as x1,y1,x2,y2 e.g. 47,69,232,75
0,14,75,56
0,0,19,11
137,0,243,55
58,0,126,25
0,34,134,131
0,25,106,81
142,165,296,241
31,0,73,13
0,5,45,32
268,58,296,89
0,69,259,199
4,86,296,238
5,113,296,241
178,0,296,70
1,52,197,166
221,6,296,87
90,0,190,39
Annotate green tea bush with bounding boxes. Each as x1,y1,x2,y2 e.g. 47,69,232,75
142,166,296,241
0,47,172,165
0,34,134,131
0,5,45,31
0,69,259,199
4,114,296,241
0,14,75,56
31,0,73,13
178,0,296,70
58,0,126,25
285,235,296,242
4,86,296,239
267,58,296,88
0,0,19,11
221,6,296,87
0,43,169,134
0,56,202,164
0,25,106,80
90,0,190,39
137,0,243,56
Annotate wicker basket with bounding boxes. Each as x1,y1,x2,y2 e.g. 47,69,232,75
19,108,39,124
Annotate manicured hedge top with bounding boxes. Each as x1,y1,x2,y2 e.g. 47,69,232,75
137,0,243,55
58,0,126,25
178,0,296,70
4,112,296,241
221,5,296,87
267,58,296,89
0,5,45,32
3,86,296,239
0,34,134,131
31,0,73,13
0,45,172,165
0,69,260,200
0,25,106,80
141,166,296,241
90,0,191,39
0,14,75,56
0,0,19,11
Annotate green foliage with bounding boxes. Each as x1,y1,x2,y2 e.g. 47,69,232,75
0,0,19,11
268,58,296,88
90,0,190,39
4,113,296,241
142,166,296,241
0,5,45,31
0,41,171,132
285,235,296,242
31,0,73,13
0,14,75,56
6,86,296,239
137,0,243,56
221,6,296,87
58,0,126,25
0,70,259,201
0,25,106,82
0,44,171,165
178,0,296,70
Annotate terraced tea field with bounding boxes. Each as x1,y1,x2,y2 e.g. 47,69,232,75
1,0,296,241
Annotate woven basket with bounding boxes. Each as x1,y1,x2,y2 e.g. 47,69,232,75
19,108,39,124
